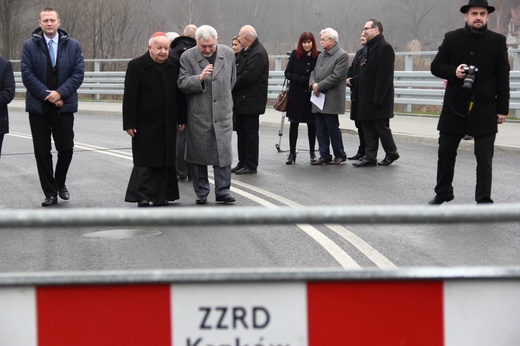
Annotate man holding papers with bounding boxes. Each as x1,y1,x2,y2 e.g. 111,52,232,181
309,27,349,165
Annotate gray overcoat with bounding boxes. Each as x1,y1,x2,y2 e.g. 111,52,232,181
178,44,236,167
309,44,349,114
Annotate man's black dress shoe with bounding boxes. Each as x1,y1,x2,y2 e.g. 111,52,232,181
428,196,454,205
235,167,257,175
58,185,70,200
231,165,244,173
196,196,207,205
137,200,150,207
378,154,400,166
216,194,236,204
347,153,364,160
42,196,58,207
310,157,332,165
353,160,377,167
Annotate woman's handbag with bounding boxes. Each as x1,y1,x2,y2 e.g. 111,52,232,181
273,79,289,112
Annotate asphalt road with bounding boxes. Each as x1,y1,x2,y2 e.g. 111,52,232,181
1,110,519,272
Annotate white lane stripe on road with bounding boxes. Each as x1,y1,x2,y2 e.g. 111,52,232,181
326,224,396,269
9,133,133,160
9,132,385,269
231,179,396,269
222,181,361,269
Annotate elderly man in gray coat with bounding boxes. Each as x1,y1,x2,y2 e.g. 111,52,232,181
309,27,349,165
178,25,237,205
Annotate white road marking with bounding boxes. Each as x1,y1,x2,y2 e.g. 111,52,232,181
8,132,393,268
231,179,396,269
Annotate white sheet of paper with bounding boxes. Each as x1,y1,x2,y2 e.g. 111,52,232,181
310,92,325,110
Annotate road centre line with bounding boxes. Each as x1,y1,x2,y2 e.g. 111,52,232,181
218,181,361,269
230,179,397,269
9,133,133,160
9,132,392,268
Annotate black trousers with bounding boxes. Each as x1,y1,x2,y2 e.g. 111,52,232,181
360,119,398,161
175,128,191,179
0,133,4,158
353,120,366,155
29,109,74,198
435,132,495,203
235,113,259,170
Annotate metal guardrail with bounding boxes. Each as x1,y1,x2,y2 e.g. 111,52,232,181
11,54,520,117
1,266,520,286
14,70,520,112
1,204,520,229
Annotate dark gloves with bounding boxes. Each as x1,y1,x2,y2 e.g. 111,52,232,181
297,75,309,84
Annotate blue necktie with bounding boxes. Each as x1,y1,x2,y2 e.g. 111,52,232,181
48,40,56,67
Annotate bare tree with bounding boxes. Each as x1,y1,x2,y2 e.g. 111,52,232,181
181,0,201,26
0,0,42,59
391,0,438,41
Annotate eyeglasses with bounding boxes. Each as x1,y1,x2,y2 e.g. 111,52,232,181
319,37,331,42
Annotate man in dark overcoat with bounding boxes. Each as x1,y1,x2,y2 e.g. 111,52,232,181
0,57,15,158
169,24,197,182
123,32,186,207
346,35,367,161
354,19,399,168
429,0,509,204
231,25,269,175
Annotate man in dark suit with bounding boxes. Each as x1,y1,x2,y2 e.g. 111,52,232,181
123,32,186,207
429,0,509,205
353,19,399,168
346,35,367,161
231,25,269,175
169,24,197,182
21,7,84,207
0,57,15,159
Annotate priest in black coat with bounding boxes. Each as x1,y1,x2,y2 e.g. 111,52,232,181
123,32,186,207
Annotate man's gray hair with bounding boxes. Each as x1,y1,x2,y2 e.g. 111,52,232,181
196,25,218,41
321,27,339,43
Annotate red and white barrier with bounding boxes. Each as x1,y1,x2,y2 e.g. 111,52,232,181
1,280,519,345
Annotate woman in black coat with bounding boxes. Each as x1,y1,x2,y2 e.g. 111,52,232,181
0,57,15,159
284,32,319,164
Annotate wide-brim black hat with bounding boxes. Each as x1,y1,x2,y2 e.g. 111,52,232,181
460,0,495,14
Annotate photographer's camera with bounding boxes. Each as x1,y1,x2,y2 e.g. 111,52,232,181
462,65,478,89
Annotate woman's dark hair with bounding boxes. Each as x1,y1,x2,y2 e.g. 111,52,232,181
296,32,319,59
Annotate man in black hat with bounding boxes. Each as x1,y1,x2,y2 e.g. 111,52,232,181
428,0,509,205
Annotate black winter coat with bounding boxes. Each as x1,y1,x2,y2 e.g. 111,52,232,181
284,50,317,123
0,58,15,134
347,46,366,120
122,52,186,167
169,36,196,60
357,34,395,120
431,25,510,136
232,38,269,115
